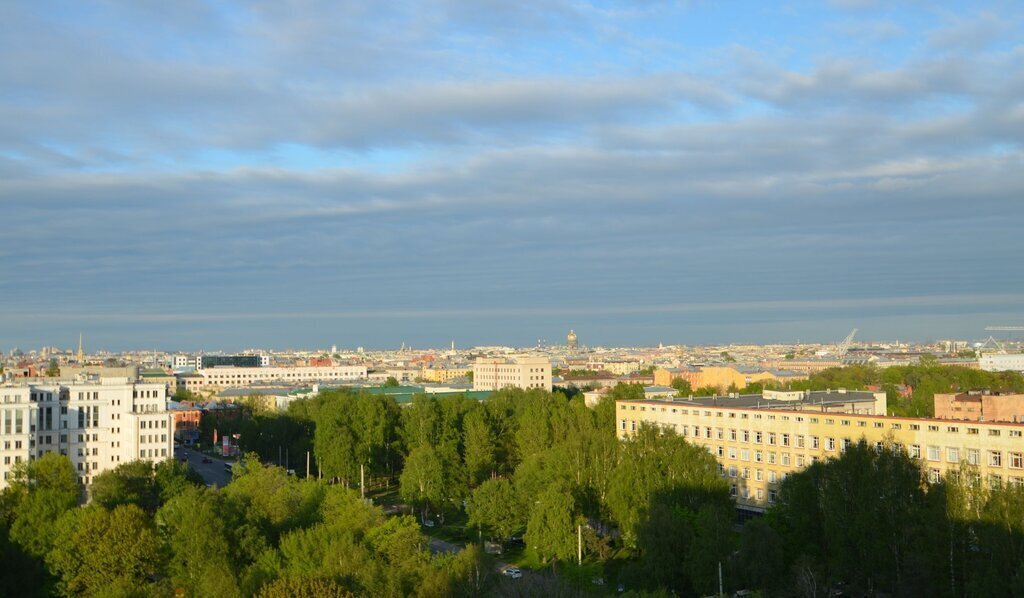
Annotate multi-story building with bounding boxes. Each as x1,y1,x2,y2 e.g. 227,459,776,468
935,391,1024,423
980,353,1024,373
616,390,1024,513
473,356,552,392
419,365,472,383
0,375,174,489
195,365,367,390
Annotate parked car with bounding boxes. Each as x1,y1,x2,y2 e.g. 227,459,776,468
201,456,212,464
423,519,436,528
502,568,522,579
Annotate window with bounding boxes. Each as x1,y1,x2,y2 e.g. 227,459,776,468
826,438,835,451
741,449,750,461
728,466,737,478
842,438,851,451
797,455,805,467
910,444,921,459
796,435,805,448
754,450,762,463
947,448,960,463
1011,453,1024,469
768,452,777,464
768,433,776,445
729,429,737,441
755,469,763,481
967,449,980,466
782,453,791,466
927,446,941,461
782,433,790,446
990,451,1003,467
742,430,750,442
811,436,820,449
929,469,942,484
768,489,777,503
728,447,737,460
754,432,762,444
768,471,777,483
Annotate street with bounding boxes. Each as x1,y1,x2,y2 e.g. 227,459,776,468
174,445,233,488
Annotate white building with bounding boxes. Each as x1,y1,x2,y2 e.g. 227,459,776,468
197,365,367,389
473,356,552,392
0,375,174,490
980,353,1024,373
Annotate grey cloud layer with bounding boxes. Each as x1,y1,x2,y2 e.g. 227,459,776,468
1,2,1022,349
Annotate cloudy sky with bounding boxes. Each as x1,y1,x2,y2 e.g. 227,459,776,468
2,1,1023,352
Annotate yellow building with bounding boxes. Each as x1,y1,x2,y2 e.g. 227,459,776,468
419,366,472,383
617,390,1024,512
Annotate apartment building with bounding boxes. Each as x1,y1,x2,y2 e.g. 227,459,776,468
0,375,174,489
934,391,1024,423
419,365,472,383
194,365,367,390
473,356,552,392
616,390,1024,513
980,353,1024,373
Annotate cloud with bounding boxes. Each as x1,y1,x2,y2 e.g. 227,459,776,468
927,12,1012,52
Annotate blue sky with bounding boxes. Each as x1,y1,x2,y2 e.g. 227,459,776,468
2,0,1023,352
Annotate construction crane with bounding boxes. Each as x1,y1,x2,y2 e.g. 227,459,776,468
835,328,858,359
985,326,1024,331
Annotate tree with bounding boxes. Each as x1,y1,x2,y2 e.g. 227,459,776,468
466,478,521,541
400,446,444,521
383,376,401,387
44,359,59,377
47,504,163,596
158,486,241,597
90,460,157,512
670,377,692,394
524,485,578,564
5,453,80,558
736,518,783,591
258,577,353,598
462,409,495,486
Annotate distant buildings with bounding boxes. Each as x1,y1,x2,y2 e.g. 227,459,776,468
618,389,1024,512
653,365,807,391
187,365,367,391
567,330,578,351
473,356,552,392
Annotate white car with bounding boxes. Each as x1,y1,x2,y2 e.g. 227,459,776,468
503,568,522,579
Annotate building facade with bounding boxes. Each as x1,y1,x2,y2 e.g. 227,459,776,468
473,356,552,392
195,365,367,390
616,391,1024,512
980,353,1024,373
934,391,1024,423
1,375,174,489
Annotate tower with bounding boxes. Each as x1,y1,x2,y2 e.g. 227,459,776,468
77,333,84,363
567,329,578,351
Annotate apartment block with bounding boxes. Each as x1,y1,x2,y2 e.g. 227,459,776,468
0,375,174,489
473,356,552,392
195,365,367,390
616,390,1024,512
935,391,1024,423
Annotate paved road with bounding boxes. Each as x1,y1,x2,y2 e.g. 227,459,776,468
174,446,233,488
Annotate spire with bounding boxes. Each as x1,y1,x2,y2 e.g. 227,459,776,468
77,333,84,363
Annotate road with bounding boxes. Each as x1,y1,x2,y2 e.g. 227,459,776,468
174,445,233,488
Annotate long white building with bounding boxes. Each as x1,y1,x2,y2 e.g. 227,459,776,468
473,356,552,392
0,375,173,489
194,365,367,390
980,353,1024,373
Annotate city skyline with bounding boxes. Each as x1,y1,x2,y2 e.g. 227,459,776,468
3,1,1023,349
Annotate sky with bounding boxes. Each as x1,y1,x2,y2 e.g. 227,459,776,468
1,0,1023,352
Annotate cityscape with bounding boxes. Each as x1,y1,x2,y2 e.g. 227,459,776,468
3,1,1024,597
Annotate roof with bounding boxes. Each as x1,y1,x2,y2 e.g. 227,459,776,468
634,390,880,410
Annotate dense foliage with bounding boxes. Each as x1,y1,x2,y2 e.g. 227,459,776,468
4,377,1024,596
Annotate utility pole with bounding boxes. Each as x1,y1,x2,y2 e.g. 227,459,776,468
360,464,366,499
577,524,582,565
718,561,723,597
306,451,310,478
278,445,282,467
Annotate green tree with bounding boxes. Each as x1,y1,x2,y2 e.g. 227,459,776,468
258,577,353,598
44,359,60,377
466,478,521,541
47,504,163,596
524,485,579,564
4,453,80,558
383,376,400,387
735,518,783,591
670,377,692,394
462,409,495,486
400,446,444,521
158,486,241,597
